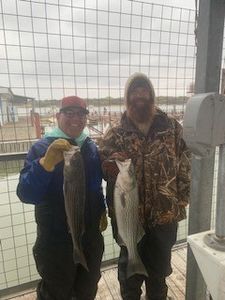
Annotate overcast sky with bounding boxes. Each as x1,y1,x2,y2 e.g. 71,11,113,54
0,0,197,101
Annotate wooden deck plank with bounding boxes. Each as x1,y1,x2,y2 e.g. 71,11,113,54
167,245,186,300
6,244,187,300
168,269,185,300
100,267,121,300
96,274,115,300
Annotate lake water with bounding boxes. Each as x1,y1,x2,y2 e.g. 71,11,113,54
18,104,185,115
18,103,185,138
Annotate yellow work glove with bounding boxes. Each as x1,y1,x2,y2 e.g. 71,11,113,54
40,139,71,172
99,211,108,232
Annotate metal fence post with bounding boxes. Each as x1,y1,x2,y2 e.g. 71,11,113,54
185,0,225,299
215,144,225,239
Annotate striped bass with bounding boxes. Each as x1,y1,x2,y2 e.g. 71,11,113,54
114,158,148,278
63,146,88,271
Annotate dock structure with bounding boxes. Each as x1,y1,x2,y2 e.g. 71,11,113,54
0,110,184,154
8,243,187,300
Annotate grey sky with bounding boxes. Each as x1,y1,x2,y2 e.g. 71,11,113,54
0,0,197,101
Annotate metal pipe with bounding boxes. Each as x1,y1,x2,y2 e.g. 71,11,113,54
215,144,225,238
186,0,225,299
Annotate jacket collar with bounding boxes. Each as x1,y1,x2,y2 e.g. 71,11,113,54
120,107,172,136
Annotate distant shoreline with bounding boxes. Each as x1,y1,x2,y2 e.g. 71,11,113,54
19,96,188,108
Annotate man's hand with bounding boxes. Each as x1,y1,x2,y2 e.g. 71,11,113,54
109,152,128,161
102,152,128,179
40,139,71,172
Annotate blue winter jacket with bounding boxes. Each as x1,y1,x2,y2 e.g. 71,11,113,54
17,136,105,243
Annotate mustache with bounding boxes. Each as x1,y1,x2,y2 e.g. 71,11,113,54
130,100,151,110
127,97,154,123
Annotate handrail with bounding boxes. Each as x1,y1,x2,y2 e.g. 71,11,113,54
0,152,27,161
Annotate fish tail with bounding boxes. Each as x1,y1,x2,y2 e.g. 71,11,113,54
73,251,89,272
127,257,148,278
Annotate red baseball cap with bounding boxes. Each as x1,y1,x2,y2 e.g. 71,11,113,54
60,96,89,114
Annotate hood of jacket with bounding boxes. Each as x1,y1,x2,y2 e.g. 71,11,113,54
124,72,155,107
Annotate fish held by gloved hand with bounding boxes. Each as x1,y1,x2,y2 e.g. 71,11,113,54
63,146,88,271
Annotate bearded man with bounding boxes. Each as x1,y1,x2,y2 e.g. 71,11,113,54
99,73,191,300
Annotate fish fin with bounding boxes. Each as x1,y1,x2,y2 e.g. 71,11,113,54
73,251,89,272
137,225,145,243
116,234,126,247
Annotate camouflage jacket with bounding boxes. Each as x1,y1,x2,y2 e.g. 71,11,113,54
99,108,191,227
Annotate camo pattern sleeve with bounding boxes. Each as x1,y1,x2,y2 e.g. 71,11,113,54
98,126,123,161
174,119,191,220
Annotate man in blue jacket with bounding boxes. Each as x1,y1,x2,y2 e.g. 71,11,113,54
17,96,107,300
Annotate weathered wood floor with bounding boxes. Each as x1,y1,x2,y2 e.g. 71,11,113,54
7,243,187,300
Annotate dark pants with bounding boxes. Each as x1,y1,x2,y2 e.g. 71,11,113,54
118,222,178,300
33,230,104,300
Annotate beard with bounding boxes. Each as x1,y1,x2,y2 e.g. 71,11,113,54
127,99,154,124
